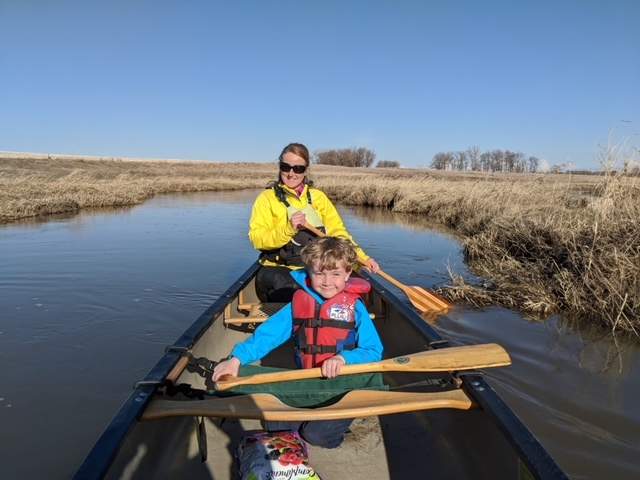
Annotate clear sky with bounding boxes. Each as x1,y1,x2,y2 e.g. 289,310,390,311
1,1,638,169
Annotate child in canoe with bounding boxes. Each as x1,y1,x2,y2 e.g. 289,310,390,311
213,236,383,448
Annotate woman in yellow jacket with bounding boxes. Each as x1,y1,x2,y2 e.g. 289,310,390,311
249,142,379,302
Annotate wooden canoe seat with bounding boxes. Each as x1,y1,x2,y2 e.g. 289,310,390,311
224,302,286,325
142,388,475,422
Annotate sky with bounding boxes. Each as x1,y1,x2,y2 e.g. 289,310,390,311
1,1,638,169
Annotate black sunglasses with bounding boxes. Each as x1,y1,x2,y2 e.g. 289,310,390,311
279,162,307,174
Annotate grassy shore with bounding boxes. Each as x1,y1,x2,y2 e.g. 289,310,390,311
2,153,638,337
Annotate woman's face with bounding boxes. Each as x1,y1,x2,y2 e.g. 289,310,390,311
279,151,307,190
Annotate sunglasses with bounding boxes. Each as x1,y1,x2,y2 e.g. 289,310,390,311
279,162,307,174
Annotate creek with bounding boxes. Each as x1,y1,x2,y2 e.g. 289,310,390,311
0,190,638,479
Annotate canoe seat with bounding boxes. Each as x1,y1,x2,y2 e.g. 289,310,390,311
225,302,287,325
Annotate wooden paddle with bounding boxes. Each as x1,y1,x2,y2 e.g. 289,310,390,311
303,223,451,313
215,343,510,391
142,388,475,421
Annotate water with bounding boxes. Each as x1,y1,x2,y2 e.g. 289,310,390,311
1,190,638,479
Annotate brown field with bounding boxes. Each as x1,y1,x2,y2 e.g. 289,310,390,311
2,152,638,337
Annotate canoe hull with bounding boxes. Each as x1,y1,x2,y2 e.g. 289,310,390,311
75,262,566,480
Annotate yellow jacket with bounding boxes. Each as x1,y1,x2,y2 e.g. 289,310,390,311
248,183,370,268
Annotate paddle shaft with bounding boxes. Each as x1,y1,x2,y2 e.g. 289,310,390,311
302,223,371,269
215,343,510,391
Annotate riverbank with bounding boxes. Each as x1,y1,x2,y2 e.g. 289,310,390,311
2,153,638,336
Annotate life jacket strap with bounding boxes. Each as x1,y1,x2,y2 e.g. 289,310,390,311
293,317,355,330
272,183,313,207
298,344,356,354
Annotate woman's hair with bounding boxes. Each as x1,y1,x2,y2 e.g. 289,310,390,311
301,237,357,272
279,143,310,166
269,142,313,187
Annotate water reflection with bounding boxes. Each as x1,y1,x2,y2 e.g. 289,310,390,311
345,205,457,238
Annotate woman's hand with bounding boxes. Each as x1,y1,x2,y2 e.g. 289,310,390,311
212,356,240,382
364,258,380,274
290,211,307,230
321,355,345,379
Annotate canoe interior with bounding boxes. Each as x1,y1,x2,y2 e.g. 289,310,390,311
101,269,536,480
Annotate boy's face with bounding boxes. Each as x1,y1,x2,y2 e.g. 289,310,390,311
308,261,351,299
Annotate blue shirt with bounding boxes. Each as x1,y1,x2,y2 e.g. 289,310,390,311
232,269,383,366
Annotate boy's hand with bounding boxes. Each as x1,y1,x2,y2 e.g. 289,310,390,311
321,355,345,379
212,357,240,382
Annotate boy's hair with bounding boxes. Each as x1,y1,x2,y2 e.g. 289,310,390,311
301,237,357,271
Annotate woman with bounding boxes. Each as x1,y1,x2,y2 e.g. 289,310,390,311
249,142,379,302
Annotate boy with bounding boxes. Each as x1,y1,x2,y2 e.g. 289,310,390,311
213,236,383,448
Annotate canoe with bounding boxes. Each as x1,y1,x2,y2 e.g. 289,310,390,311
75,262,567,479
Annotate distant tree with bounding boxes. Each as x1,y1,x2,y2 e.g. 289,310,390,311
431,147,541,173
453,151,468,171
376,160,400,168
487,150,504,172
549,163,574,174
315,147,375,167
480,151,492,172
431,152,454,170
467,146,481,171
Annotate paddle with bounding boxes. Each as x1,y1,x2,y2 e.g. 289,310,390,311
303,222,451,314
215,343,510,391
142,389,475,421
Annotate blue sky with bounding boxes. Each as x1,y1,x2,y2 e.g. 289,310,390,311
1,1,638,169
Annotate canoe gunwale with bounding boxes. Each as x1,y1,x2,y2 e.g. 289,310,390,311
73,262,261,480
462,373,568,480
361,271,568,479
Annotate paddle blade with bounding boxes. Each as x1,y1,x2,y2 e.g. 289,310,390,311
390,343,511,372
405,286,450,313
410,286,451,312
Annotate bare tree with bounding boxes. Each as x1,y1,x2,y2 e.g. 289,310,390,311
467,146,481,171
432,147,542,173
315,148,376,167
431,152,454,170
376,160,400,168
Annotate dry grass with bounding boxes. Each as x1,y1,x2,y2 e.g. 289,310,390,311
321,171,639,337
2,152,638,336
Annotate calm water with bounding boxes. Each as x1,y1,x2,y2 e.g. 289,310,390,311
1,190,638,479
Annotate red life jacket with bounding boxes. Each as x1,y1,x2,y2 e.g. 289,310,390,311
292,278,371,369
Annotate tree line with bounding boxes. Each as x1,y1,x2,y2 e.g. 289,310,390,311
431,147,540,173
312,146,545,172
314,148,398,168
